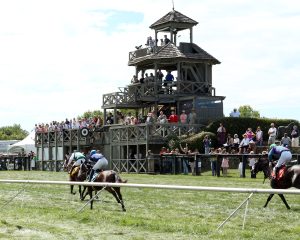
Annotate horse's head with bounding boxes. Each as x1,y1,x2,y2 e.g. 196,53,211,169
78,161,91,180
252,158,271,179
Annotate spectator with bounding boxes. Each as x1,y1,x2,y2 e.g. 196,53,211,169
157,69,164,83
179,143,189,175
164,34,170,44
146,112,155,124
245,128,255,141
255,126,263,146
221,149,229,177
168,110,178,123
224,134,234,150
203,135,211,154
291,125,299,147
106,112,114,125
268,123,277,144
131,75,139,84
188,108,197,124
217,123,226,146
179,110,188,124
210,148,219,176
248,140,256,153
125,112,132,125
248,151,256,178
233,134,240,150
239,134,250,154
165,71,174,82
230,108,240,117
281,133,291,147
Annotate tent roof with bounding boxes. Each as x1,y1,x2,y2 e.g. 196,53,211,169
8,131,36,154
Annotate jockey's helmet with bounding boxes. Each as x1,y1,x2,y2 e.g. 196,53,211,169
269,143,276,150
90,150,96,155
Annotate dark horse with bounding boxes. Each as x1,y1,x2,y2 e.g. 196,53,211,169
69,161,91,197
80,164,127,211
252,158,300,209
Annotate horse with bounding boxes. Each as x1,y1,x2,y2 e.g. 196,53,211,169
80,163,127,211
252,158,300,209
69,161,91,198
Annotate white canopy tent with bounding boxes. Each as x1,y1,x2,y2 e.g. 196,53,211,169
8,131,36,154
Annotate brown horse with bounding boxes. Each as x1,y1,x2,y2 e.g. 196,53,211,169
80,164,127,211
252,158,300,209
69,162,91,197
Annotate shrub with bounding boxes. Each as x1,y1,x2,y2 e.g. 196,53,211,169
180,131,216,153
205,117,299,142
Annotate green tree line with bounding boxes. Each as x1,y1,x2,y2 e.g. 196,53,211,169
0,124,28,140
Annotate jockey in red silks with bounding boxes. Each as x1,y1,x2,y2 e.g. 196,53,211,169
67,151,86,174
88,150,108,182
268,144,292,178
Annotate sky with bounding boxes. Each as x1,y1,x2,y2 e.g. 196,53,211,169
0,0,300,132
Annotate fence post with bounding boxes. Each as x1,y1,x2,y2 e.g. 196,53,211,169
216,155,222,177
242,154,247,178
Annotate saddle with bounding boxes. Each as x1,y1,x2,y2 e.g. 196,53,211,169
70,166,80,178
271,165,287,181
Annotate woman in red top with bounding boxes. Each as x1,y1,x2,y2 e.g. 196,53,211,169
168,110,178,123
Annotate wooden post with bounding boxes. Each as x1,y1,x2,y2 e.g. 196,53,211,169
55,131,58,172
76,129,80,152
242,154,247,178
41,133,44,171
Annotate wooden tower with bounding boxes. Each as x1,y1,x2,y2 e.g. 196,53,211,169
35,9,225,173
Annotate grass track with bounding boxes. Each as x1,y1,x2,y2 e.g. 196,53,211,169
0,170,299,240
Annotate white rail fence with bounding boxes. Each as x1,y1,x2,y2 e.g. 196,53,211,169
0,179,299,194
1,179,299,230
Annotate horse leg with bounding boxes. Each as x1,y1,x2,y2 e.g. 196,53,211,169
80,186,87,201
107,187,126,211
278,194,291,210
89,187,94,210
264,194,274,208
79,185,82,199
70,184,76,195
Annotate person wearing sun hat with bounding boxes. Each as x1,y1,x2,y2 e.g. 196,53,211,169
238,133,250,154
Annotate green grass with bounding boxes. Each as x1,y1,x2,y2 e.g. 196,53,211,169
0,170,299,240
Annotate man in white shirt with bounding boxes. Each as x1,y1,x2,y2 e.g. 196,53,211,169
268,123,277,145
230,108,240,117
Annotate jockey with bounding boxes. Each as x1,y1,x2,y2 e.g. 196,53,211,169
68,151,86,174
268,144,292,178
88,150,108,181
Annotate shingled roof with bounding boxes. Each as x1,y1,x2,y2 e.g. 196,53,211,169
128,43,220,66
150,10,198,30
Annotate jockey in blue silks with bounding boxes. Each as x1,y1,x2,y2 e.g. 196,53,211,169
88,150,108,181
268,144,292,177
68,151,86,174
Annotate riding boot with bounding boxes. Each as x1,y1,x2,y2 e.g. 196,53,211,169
273,167,279,179
89,169,95,182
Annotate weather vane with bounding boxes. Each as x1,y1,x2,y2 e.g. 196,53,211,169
172,0,175,10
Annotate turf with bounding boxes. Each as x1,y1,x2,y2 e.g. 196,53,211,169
0,170,299,240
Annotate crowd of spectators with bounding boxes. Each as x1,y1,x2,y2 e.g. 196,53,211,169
105,109,197,126
34,116,103,133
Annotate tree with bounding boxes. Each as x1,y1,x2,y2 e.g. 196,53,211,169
0,124,28,140
238,105,260,118
79,110,103,119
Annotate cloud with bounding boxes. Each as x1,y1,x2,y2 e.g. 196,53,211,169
0,0,300,132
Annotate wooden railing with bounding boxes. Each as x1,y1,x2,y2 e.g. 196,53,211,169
102,80,216,108
109,123,203,143
35,129,92,147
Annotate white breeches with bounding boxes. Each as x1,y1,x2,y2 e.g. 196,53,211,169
276,151,292,168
